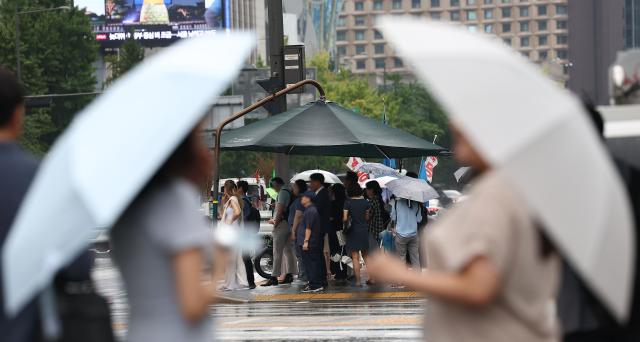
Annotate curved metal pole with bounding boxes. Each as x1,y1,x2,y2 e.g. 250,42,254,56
211,79,326,214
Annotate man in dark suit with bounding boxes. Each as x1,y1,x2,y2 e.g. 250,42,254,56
0,68,41,341
308,173,331,285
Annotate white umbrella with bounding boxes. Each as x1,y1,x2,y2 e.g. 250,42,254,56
360,176,398,188
290,169,342,184
355,162,400,178
381,19,635,322
386,177,439,203
2,34,254,316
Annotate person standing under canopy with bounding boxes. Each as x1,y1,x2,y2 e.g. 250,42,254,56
368,125,561,342
264,177,296,286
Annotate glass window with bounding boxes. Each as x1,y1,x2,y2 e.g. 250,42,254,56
484,9,493,19
355,1,364,11
521,36,530,47
412,0,422,9
430,12,441,19
375,58,386,69
337,46,346,56
484,0,493,4
556,20,567,29
374,30,384,39
519,6,529,17
337,31,346,41
374,0,383,10
484,23,494,33
394,57,404,68
467,10,477,20
355,44,366,54
556,5,567,15
355,30,366,40
451,11,461,21
374,43,385,54
502,7,511,18
503,37,512,45
556,34,568,44
520,21,529,32
393,0,402,9
467,25,478,32
451,0,460,6
501,0,510,3
467,0,476,5
354,16,366,26
356,60,366,70
521,51,530,58
557,49,568,59
537,5,547,16
431,0,441,7
538,50,548,60
502,22,511,32
538,20,548,31
538,35,548,45
337,17,346,27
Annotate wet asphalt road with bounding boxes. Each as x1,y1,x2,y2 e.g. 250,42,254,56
92,255,424,341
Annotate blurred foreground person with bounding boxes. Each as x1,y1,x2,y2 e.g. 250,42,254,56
557,102,640,342
111,126,223,342
368,125,560,342
0,69,41,341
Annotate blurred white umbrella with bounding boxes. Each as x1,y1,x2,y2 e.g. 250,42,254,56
355,162,400,178
2,34,254,316
381,19,634,322
386,177,439,203
290,169,342,184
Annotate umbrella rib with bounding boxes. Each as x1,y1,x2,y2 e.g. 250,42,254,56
287,145,296,154
374,145,391,159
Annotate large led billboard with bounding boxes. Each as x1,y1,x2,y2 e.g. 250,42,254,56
79,0,230,48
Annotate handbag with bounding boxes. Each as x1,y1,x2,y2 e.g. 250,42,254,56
56,281,115,342
336,230,347,246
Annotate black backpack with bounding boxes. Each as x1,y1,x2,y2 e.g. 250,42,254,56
243,198,261,230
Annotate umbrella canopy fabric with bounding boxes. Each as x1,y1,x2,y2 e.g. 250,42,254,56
2,34,254,316
221,101,446,158
360,176,398,188
454,167,470,182
290,170,342,184
355,162,400,178
381,19,635,321
386,177,440,203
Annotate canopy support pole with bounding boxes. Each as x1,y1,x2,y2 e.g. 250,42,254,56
211,79,326,218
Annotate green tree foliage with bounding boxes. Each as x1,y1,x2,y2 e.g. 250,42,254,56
0,0,98,154
105,38,145,85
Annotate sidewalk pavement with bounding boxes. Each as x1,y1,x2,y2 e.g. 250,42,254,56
218,279,420,304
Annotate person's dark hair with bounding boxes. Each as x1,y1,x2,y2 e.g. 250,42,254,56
309,173,325,183
582,98,604,138
237,180,249,193
0,68,25,128
365,180,384,201
346,183,363,197
406,171,419,179
152,133,199,183
294,179,308,195
271,177,284,186
224,179,237,192
330,183,346,204
345,171,358,184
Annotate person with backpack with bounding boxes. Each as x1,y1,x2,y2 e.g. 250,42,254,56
390,195,422,272
264,177,297,286
237,180,259,289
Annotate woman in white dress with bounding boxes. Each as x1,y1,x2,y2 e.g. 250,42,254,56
219,180,248,290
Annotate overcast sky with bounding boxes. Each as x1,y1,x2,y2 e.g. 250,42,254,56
75,0,105,15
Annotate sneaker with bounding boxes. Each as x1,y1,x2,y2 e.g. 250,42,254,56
248,283,256,290
301,284,310,292
302,286,324,293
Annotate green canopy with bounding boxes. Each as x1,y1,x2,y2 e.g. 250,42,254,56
220,101,446,158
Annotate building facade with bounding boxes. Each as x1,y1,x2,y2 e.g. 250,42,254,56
336,0,570,84
625,0,640,49
567,0,624,105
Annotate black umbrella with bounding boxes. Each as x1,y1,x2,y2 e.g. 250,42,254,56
220,101,446,158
